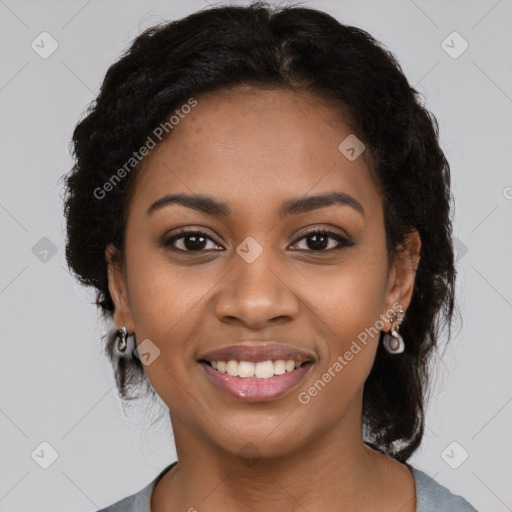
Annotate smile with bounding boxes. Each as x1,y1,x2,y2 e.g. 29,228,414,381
199,359,314,402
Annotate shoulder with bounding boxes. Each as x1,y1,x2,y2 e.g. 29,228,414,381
410,466,479,512
95,462,479,512
95,462,177,512
95,481,153,512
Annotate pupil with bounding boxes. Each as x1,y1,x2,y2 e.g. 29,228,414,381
308,234,328,250
185,235,206,250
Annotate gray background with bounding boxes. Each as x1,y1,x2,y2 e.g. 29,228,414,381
1,0,511,510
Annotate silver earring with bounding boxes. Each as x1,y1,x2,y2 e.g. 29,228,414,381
117,326,128,352
115,326,135,357
382,308,405,354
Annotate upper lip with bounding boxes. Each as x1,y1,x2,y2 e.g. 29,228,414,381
199,343,315,364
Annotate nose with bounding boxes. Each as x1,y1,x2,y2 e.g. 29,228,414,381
214,250,300,329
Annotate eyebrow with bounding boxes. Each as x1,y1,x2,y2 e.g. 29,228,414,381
147,191,364,218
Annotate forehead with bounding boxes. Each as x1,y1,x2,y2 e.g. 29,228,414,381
131,86,381,221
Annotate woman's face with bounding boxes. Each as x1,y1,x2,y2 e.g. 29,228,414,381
108,86,419,459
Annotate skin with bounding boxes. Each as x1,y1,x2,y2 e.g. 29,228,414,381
107,86,421,512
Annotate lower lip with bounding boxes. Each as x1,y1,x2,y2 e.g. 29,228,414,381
199,361,313,402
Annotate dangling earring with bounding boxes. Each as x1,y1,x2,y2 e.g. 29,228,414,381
382,307,405,354
115,326,135,357
117,326,128,352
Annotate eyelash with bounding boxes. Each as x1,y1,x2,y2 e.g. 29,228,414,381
161,227,353,254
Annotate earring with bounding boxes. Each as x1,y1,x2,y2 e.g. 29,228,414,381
117,326,128,352
115,326,135,357
382,307,405,354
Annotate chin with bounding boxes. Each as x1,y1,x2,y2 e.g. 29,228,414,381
209,419,310,461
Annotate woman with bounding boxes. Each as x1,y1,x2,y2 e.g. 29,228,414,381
64,2,478,511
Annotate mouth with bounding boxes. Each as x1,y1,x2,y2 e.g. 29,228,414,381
197,343,315,402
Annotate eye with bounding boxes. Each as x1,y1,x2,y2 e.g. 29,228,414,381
161,227,353,254
290,229,353,252
161,228,223,252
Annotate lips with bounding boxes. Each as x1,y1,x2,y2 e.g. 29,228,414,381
199,342,315,364
197,342,315,402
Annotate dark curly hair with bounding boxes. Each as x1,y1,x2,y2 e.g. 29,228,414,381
63,1,456,462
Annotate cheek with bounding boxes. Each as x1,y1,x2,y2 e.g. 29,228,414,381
305,253,388,341
125,235,205,328
299,251,388,390
124,254,207,406
123,245,203,357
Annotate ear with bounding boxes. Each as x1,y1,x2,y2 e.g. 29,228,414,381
382,229,421,328
106,244,135,333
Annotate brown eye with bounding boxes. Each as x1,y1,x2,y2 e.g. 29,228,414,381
291,229,353,252
162,229,223,252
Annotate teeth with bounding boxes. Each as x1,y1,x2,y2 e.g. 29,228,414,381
273,360,286,375
207,359,307,379
285,360,296,372
255,361,274,379
238,361,255,378
226,360,239,376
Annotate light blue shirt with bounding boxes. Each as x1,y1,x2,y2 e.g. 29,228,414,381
96,461,478,511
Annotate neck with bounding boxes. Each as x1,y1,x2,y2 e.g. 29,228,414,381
150,398,406,512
